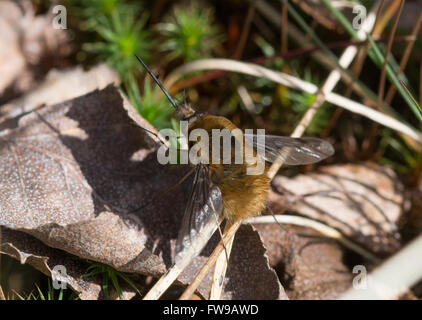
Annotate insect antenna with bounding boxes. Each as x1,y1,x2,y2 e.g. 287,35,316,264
134,54,178,110
265,202,288,233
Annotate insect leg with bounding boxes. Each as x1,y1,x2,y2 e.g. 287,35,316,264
265,202,288,233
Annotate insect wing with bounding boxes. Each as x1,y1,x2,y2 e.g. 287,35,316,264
175,164,223,259
245,133,334,165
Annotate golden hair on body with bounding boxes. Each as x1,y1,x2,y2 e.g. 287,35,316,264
135,54,334,257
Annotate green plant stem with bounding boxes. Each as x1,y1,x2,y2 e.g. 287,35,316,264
320,0,422,122
276,0,409,125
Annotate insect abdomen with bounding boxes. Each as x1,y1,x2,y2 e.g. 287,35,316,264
189,115,270,222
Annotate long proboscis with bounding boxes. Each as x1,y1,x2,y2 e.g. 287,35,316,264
134,54,178,110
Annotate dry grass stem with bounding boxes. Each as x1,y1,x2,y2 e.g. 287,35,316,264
281,0,288,54
373,0,401,37
207,3,380,298
209,222,235,299
254,0,381,107
377,0,405,108
179,220,242,300
142,217,222,300
340,233,422,299
385,12,422,104
164,58,422,144
0,284,5,300
145,1,419,299
233,2,256,60
246,215,380,263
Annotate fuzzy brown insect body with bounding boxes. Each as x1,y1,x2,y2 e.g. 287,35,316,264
188,114,270,223
177,108,334,256
134,54,334,258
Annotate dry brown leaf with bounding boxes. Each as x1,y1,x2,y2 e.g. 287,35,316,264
268,163,407,254
254,223,354,300
0,1,70,99
0,64,120,122
0,227,104,299
406,179,422,240
0,84,283,299
0,85,165,277
223,224,287,300
1,227,141,300
0,1,28,96
178,224,287,300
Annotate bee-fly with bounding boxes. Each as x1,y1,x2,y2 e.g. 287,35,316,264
135,55,334,260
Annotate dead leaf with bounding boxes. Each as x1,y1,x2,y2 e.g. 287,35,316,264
1,227,141,300
178,224,287,300
0,0,70,99
1,227,104,299
254,223,354,299
0,64,120,122
224,224,287,299
0,1,28,97
0,85,166,278
0,83,286,299
268,163,407,254
406,181,422,239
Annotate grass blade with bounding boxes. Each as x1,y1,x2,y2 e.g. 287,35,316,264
320,0,422,122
